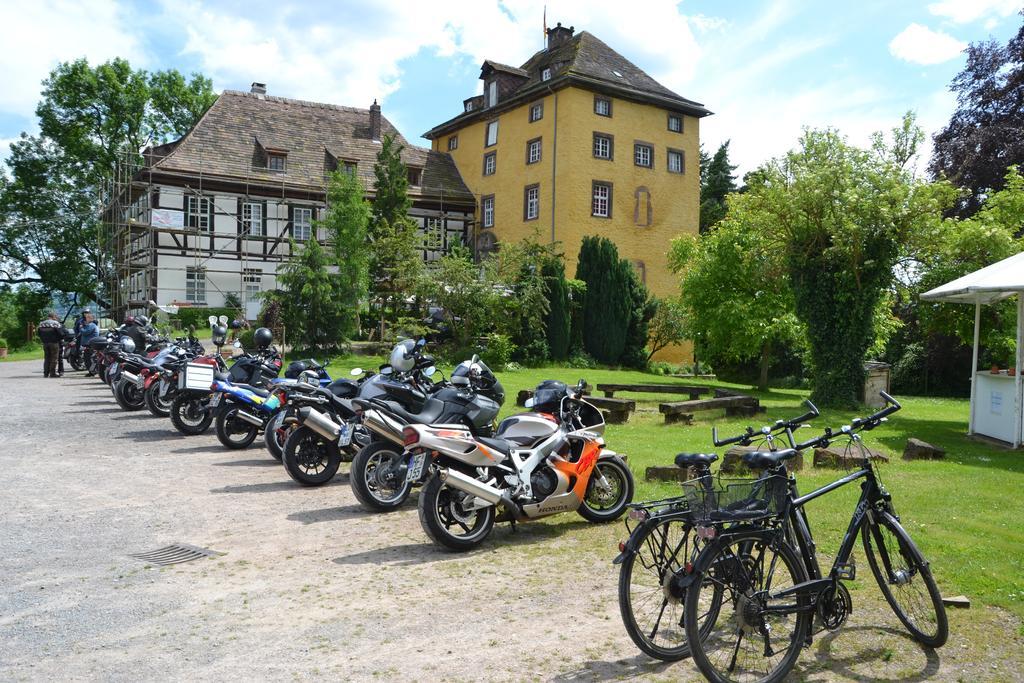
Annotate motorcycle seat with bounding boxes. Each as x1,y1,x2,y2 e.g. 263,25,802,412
477,436,515,458
232,384,271,398
742,449,797,469
385,398,444,426
674,452,718,468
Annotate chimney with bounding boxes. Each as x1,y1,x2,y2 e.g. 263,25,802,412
370,99,382,142
250,82,267,98
546,22,574,50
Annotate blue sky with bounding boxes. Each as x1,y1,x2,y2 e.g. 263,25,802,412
0,0,1021,176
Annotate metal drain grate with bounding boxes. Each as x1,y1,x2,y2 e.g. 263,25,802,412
129,543,224,566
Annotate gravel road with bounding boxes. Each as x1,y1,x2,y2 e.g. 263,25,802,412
0,360,1020,682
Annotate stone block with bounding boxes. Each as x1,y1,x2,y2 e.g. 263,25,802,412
902,438,946,461
813,445,888,468
645,466,689,483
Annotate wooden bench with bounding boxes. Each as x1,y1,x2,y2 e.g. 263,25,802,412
515,389,635,424
596,383,711,400
659,395,761,424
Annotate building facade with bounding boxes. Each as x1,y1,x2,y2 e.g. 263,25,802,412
103,85,475,320
423,24,711,359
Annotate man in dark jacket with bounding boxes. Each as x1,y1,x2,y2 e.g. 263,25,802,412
37,312,63,378
121,316,148,352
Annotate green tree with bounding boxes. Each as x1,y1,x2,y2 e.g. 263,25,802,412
275,238,357,352
671,209,803,390
622,268,656,369
1,58,216,301
368,135,421,338
751,116,954,406
543,260,571,361
417,247,504,353
699,140,738,232
646,296,689,363
322,168,371,331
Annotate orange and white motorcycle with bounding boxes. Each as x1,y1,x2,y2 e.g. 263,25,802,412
403,380,634,551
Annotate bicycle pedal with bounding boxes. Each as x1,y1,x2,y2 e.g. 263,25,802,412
835,562,856,580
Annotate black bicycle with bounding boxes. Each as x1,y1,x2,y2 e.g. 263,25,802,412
681,392,948,683
614,401,820,661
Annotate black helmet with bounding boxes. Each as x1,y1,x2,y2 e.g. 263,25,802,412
254,327,273,348
136,315,149,326
285,360,309,379
530,380,568,413
211,324,228,346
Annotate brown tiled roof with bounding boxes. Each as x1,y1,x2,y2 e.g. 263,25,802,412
150,90,473,203
482,60,529,78
425,30,710,139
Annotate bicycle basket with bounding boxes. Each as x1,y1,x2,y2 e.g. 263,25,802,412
681,474,787,523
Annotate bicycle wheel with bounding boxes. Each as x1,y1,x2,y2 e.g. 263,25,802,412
862,510,948,648
618,516,720,660
684,532,810,683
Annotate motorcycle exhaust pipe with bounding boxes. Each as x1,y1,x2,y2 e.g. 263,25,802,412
360,409,403,445
298,406,341,441
233,410,264,427
437,467,504,505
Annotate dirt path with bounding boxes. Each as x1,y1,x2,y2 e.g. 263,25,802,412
0,360,1020,681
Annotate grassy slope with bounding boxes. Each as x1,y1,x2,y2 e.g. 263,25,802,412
324,354,1024,620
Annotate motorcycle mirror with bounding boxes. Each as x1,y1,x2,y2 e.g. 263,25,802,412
207,315,218,327
350,367,363,376
381,366,393,375
471,354,479,364
416,338,427,349
424,366,437,377
233,340,242,349
218,315,228,325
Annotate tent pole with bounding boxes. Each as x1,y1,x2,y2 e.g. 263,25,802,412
1015,295,1023,448
969,300,981,436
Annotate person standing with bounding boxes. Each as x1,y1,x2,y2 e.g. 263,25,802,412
37,312,63,378
80,312,99,376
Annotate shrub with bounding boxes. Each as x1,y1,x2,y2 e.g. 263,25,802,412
480,333,516,371
568,351,597,369
0,337,8,348
648,360,674,376
516,338,550,367
543,261,571,361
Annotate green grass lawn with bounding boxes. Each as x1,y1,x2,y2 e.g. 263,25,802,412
0,345,44,362
321,353,1024,621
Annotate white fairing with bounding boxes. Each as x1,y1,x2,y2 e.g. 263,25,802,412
496,413,559,446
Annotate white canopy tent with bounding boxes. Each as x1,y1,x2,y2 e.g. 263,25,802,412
921,251,1024,447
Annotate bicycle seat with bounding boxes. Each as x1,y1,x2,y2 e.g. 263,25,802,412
742,449,797,469
675,452,718,468
477,436,514,458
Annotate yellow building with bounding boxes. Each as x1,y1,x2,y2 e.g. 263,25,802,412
423,23,711,360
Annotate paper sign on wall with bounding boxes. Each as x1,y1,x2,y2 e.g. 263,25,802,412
991,391,1003,415
152,209,184,228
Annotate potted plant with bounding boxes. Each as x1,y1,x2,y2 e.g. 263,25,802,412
0,337,7,359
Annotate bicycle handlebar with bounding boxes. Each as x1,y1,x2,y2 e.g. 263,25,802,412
711,399,820,447
797,392,902,448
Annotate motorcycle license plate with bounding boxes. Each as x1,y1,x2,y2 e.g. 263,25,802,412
209,393,221,407
337,423,352,447
407,453,427,483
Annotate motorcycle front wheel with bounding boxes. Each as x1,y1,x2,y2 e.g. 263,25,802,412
350,440,411,511
577,457,634,522
215,403,260,449
282,426,342,486
417,473,495,552
170,394,214,435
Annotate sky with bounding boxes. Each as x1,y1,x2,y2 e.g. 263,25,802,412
0,0,1021,177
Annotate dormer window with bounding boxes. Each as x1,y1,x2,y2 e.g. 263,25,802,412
465,101,474,112
542,68,552,81
267,153,286,172
408,168,422,186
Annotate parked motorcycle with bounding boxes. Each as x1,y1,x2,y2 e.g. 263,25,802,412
405,379,633,551
348,342,506,511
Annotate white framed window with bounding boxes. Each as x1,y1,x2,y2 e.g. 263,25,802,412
594,96,611,117
529,102,543,122
483,152,496,176
448,135,458,151
242,201,264,236
485,120,499,147
186,267,206,303
634,143,653,168
527,138,542,165
293,207,313,241
243,268,262,299
593,134,612,160
524,185,539,221
542,68,552,81
482,196,495,228
592,183,611,218
267,153,286,172
668,150,684,174
668,115,683,133
185,195,212,232
487,80,497,107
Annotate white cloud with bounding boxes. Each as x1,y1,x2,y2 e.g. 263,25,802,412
889,23,966,65
0,0,145,120
164,0,704,119
927,0,1022,24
